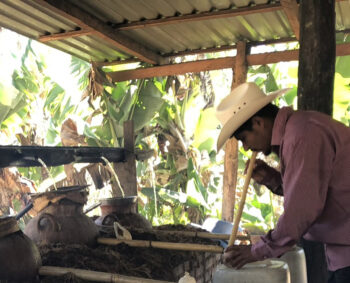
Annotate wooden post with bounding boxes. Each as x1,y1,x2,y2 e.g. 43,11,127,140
297,1,335,282
222,41,248,222
113,120,137,197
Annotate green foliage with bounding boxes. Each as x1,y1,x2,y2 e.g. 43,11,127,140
70,57,90,90
5,37,350,232
0,83,27,128
131,80,164,131
336,33,350,78
8,40,77,186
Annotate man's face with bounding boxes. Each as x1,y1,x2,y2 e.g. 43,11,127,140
234,116,273,155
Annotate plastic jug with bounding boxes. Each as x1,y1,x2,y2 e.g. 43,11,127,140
280,246,307,283
212,260,291,283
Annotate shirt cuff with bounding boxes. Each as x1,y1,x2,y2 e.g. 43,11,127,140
251,239,271,260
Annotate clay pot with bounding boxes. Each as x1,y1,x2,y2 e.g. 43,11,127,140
95,196,152,230
0,217,41,282
24,188,99,245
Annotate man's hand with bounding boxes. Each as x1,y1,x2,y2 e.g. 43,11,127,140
245,159,284,195
245,159,271,184
223,245,257,269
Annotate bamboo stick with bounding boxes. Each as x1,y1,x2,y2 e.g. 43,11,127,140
228,151,257,246
97,238,224,253
39,266,175,283
131,228,250,241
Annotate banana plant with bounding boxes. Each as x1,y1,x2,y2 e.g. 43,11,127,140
10,40,78,184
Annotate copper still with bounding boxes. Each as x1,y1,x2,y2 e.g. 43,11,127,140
24,186,99,245
0,216,41,281
95,196,152,230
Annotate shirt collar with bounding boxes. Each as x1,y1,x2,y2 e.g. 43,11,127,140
271,106,294,146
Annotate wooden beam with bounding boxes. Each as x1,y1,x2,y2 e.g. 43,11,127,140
116,3,282,31
164,37,297,58
222,41,247,222
32,0,166,65
94,58,140,67
39,29,93,42
232,42,248,87
113,121,137,197
280,0,300,40
109,57,235,82
108,43,350,82
247,49,299,65
95,37,298,66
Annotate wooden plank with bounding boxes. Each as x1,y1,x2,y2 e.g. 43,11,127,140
96,37,298,66
39,29,93,42
109,43,350,82
297,1,336,282
109,57,236,82
94,58,140,67
165,37,298,58
116,3,283,31
222,41,247,222
113,121,137,198
247,49,299,65
32,0,166,65
280,0,300,40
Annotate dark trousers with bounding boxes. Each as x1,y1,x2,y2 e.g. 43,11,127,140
328,266,350,283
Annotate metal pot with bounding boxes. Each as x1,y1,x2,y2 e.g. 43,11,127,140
0,217,42,281
24,186,99,245
95,196,152,230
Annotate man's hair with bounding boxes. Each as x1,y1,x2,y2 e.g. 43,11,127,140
232,103,280,138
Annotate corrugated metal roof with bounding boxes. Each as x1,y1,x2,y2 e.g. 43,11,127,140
0,0,349,64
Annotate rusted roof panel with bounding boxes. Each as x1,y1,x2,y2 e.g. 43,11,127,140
0,0,349,64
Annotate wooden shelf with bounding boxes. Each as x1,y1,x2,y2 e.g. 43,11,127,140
0,146,126,168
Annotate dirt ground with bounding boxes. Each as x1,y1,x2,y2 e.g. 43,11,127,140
39,224,222,282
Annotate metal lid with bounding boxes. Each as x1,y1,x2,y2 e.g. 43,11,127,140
99,196,137,206
30,185,89,198
0,216,20,238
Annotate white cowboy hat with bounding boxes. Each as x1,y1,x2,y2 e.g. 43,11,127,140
216,82,290,151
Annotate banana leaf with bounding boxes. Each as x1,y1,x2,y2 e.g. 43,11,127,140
131,81,164,131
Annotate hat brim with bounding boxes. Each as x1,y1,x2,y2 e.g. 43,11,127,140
217,88,290,151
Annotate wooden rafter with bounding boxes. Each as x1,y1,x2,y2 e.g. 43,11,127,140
39,29,93,42
94,37,298,67
32,0,166,65
94,58,140,67
164,37,297,58
108,43,350,82
280,0,300,40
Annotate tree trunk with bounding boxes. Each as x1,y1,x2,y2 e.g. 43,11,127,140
297,1,335,282
298,0,335,115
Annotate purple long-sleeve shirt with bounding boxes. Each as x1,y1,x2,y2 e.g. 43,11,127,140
251,107,350,271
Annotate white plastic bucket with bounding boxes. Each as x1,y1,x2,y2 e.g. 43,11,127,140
212,260,291,283
280,246,307,283
250,236,307,283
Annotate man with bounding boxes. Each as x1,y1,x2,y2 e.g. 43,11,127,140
216,82,350,283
